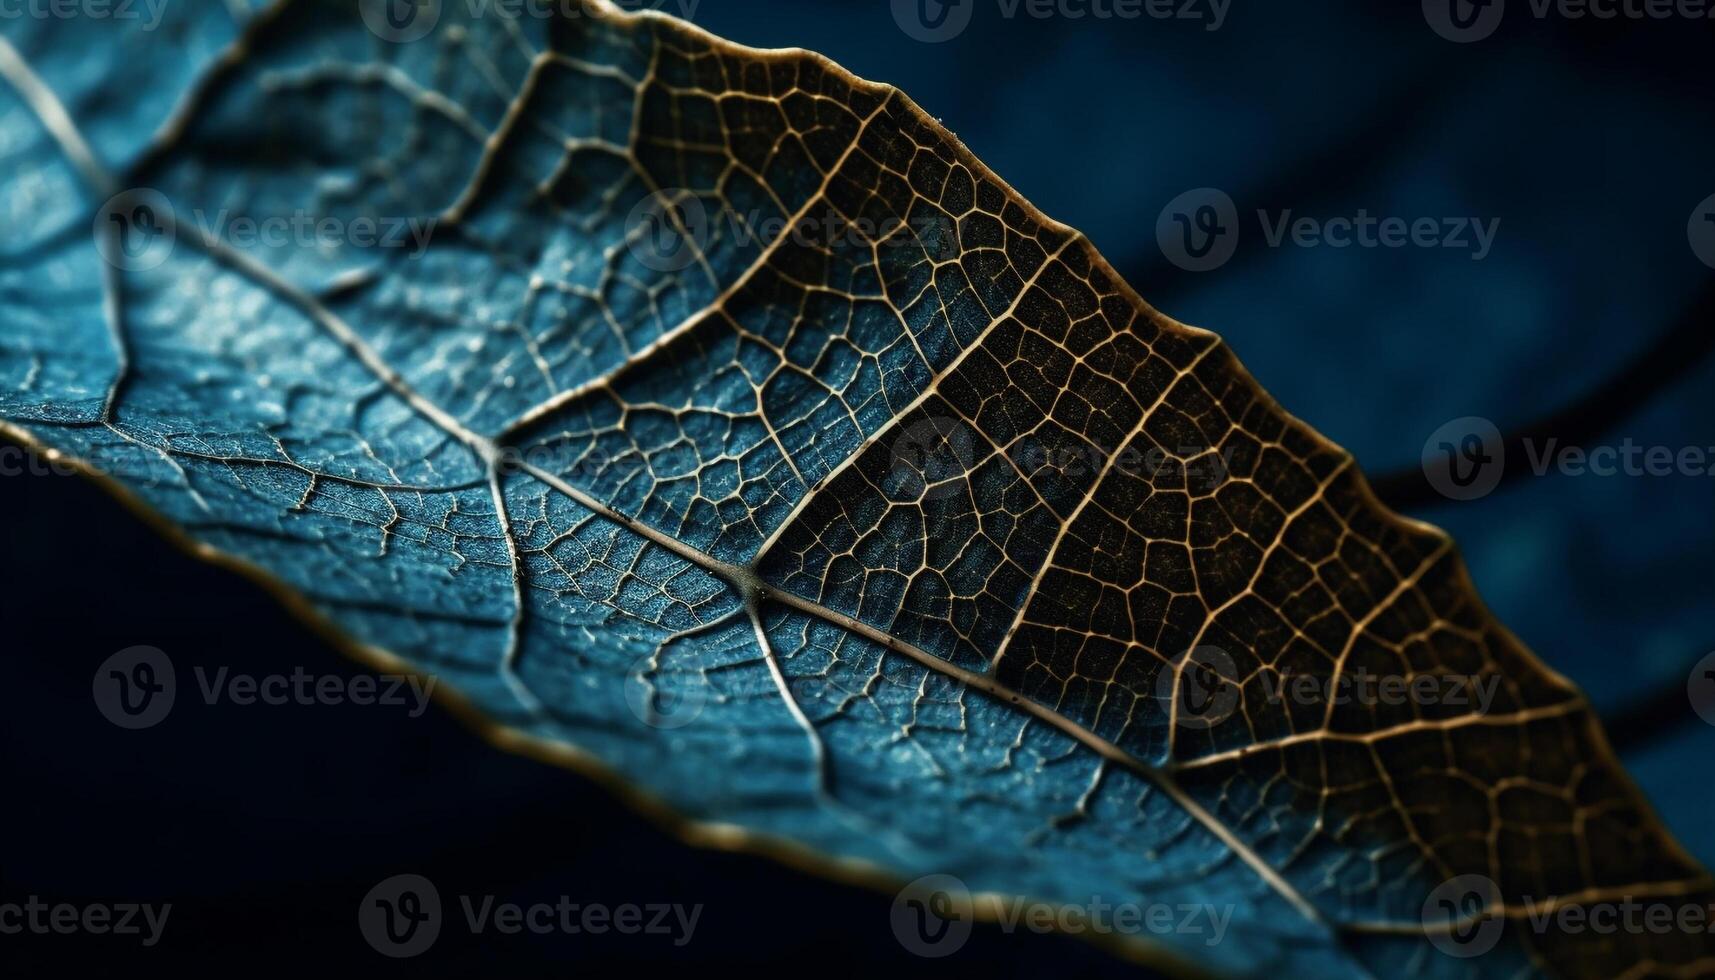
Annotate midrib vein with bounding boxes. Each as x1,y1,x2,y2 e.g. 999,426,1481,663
181,159,1339,944
48,0,1358,950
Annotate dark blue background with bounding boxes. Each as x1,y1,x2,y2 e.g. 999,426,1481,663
4,1,1711,975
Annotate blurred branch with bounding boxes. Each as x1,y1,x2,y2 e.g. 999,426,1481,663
1604,651,1712,753
1370,280,1715,511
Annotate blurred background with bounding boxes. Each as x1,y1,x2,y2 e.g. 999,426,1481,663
4,0,1712,975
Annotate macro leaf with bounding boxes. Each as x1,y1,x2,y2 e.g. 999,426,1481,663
2,1,1710,976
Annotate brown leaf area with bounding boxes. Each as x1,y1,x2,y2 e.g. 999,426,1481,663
607,6,1714,976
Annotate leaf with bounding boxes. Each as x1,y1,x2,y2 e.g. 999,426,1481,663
2,2,1709,975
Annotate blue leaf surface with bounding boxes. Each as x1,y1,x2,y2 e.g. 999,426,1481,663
3,3,1709,976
